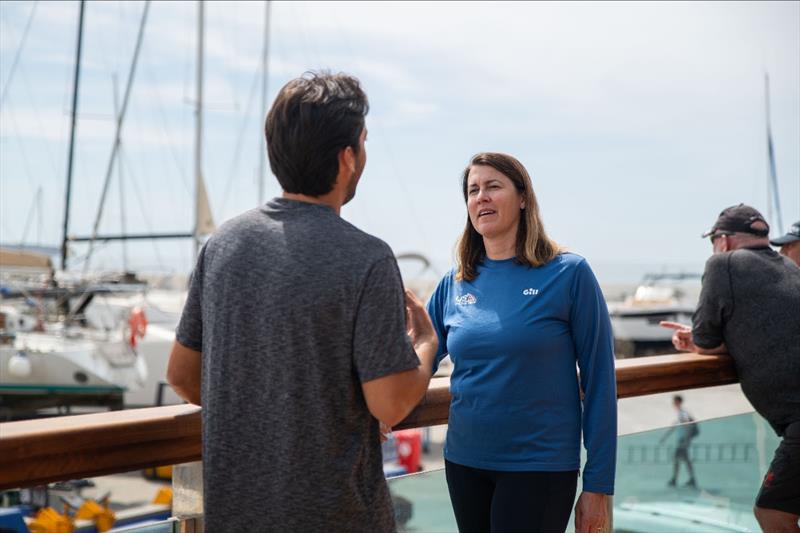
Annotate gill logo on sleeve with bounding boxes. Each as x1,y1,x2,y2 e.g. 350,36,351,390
522,288,540,296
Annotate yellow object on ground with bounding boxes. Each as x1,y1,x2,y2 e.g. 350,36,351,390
152,487,173,505
75,500,115,532
142,465,173,480
27,507,74,533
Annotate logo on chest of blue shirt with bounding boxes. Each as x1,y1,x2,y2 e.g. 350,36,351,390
455,293,477,305
522,288,540,296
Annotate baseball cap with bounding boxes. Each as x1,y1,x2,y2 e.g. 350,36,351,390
702,204,769,238
769,221,800,246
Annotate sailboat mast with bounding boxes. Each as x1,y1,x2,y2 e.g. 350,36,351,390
84,1,150,274
765,74,773,230
194,0,205,258
764,73,784,234
258,1,271,206
61,0,86,270
113,75,128,271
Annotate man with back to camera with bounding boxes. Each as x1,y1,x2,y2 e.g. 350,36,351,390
770,220,800,267
166,71,438,532
661,204,800,532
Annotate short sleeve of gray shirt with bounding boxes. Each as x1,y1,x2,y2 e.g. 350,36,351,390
353,256,420,382
175,228,419,383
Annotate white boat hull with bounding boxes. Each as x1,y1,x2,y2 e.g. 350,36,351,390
84,289,186,407
0,332,146,396
610,308,695,343
123,323,183,407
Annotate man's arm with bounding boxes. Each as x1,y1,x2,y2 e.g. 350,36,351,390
695,343,728,355
166,340,202,406
361,290,438,428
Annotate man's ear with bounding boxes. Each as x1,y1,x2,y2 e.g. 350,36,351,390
338,145,356,173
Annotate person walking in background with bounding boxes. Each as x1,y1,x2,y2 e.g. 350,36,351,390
427,152,617,533
658,395,698,488
770,220,800,266
661,204,800,532
166,72,438,532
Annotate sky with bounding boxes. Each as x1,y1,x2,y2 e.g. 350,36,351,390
1,1,798,284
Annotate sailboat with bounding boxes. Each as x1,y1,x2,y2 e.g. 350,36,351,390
0,247,149,418
70,0,221,408
0,0,220,414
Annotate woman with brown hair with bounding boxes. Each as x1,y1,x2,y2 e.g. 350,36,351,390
426,152,617,533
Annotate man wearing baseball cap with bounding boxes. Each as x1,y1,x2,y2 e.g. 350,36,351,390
661,204,800,531
771,220,800,267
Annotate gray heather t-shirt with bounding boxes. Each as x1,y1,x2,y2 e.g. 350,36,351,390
176,198,420,532
692,247,800,435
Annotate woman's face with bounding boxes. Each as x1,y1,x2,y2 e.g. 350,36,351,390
466,165,525,241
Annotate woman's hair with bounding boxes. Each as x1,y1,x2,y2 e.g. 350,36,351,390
455,152,562,281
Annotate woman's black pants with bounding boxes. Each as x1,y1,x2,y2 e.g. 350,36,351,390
445,459,578,533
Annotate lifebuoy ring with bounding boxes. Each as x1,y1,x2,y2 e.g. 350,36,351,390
127,306,148,348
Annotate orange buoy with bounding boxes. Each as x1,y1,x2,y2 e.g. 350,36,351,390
127,306,148,348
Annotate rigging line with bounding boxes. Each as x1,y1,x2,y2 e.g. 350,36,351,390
5,109,37,191
257,0,271,206
37,184,42,244
287,3,319,72
326,6,435,257
92,0,116,74
64,239,112,270
116,0,124,75
20,186,43,246
120,151,167,271
764,74,783,233
0,0,38,111
180,1,192,109
217,2,242,112
16,63,61,178
126,78,185,235
219,57,261,216
141,61,192,195
113,74,128,271
84,0,151,274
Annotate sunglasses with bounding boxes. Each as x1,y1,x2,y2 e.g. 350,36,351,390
710,232,733,243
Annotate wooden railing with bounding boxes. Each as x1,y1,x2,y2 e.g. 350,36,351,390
0,353,738,490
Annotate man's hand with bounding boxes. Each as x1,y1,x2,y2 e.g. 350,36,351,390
574,491,609,533
361,289,438,428
659,321,696,352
